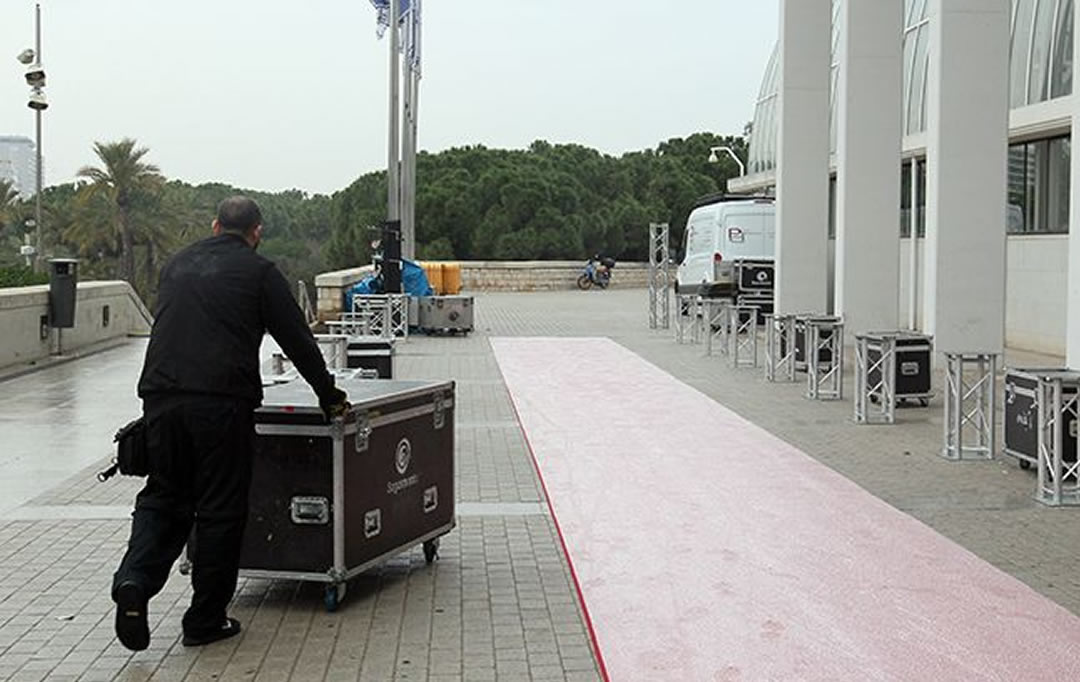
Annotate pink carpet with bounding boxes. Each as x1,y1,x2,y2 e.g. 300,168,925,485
492,337,1080,682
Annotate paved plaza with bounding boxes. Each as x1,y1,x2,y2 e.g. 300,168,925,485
1,288,1079,681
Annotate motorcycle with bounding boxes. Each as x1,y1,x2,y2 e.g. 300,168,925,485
577,256,616,290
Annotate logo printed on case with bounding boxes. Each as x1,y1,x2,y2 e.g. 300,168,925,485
395,438,412,475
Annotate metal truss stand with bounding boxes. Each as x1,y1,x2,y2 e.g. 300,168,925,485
729,304,760,368
704,299,731,356
351,294,409,340
1035,371,1080,506
764,314,796,382
854,333,897,425
942,352,997,461
648,223,671,330
675,294,702,344
806,317,844,400
313,333,349,370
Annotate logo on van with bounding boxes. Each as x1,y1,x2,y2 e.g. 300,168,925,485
728,227,745,243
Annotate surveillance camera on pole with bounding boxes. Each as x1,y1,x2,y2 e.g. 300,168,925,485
24,64,45,87
16,48,35,65
27,89,48,111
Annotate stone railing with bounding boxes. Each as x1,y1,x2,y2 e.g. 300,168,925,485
0,281,153,372
314,261,648,321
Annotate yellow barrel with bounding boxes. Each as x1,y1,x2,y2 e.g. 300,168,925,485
424,262,444,295
442,262,462,295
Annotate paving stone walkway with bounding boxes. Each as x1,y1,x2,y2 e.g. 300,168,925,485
1,288,1078,681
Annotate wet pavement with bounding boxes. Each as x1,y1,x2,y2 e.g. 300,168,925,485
0,289,1078,681
0,343,144,516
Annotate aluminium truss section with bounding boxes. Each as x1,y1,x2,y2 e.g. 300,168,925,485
674,294,702,345
728,304,760,369
1034,370,1080,506
854,333,897,425
805,317,844,401
351,294,409,340
704,298,733,357
942,352,998,461
764,314,797,382
648,223,672,330
314,333,350,370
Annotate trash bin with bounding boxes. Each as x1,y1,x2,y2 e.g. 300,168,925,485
48,258,78,328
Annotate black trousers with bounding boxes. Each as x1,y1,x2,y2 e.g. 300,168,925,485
113,397,255,635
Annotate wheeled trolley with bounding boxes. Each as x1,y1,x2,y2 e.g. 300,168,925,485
185,378,455,612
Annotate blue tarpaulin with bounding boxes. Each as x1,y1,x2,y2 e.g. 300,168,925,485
345,259,433,311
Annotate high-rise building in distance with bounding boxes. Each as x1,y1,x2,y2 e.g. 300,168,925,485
0,136,39,199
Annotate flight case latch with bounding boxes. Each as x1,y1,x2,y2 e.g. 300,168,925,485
355,411,372,452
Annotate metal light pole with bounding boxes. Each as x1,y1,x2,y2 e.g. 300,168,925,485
708,145,745,176
16,4,46,271
34,3,43,272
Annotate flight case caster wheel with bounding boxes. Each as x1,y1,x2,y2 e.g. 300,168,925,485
1019,459,1032,471
324,582,346,612
423,538,440,565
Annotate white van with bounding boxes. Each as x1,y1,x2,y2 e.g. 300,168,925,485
676,196,776,297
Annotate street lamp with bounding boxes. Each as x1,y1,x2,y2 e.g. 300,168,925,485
708,146,745,177
16,3,46,272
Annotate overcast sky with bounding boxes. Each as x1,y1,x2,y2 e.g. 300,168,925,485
1,1,778,195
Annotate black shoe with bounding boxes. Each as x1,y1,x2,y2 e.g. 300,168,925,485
182,617,242,647
114,581,150,651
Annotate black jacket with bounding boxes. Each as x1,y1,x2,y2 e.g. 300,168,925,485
138,233,336,407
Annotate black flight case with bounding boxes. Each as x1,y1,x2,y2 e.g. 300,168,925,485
1003,368,1078,471
867,332,933,406
239,378,455,611
345,335,395,378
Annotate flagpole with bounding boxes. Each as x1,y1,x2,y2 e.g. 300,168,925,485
401,50,414,261
387,0,401,225
407,68,419,261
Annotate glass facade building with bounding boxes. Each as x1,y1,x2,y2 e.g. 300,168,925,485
746,0,1075,235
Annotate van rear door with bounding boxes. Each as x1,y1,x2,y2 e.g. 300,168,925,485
720,209,771,260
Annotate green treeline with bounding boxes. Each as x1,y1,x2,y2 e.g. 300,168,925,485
327,132,744,269
0,132,744,299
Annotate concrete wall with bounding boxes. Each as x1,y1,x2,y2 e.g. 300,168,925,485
315,261,650,320
0,281,153,371
899,236,1067,357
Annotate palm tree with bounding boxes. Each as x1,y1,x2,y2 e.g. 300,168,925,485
0,179,18,226
75,139,163,284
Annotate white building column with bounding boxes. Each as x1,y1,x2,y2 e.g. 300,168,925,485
834,1,903,335
774,0,831,315
923,0,1009,354
1068,0,1080,367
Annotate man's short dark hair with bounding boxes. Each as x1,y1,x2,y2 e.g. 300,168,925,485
217,196,262,234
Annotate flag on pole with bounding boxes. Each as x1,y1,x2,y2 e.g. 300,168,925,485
369,0,422,75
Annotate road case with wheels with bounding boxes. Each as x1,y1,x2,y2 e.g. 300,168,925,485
1004,368,1078,471
418,295,474,335
345,335,395,378
238,378,455,611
